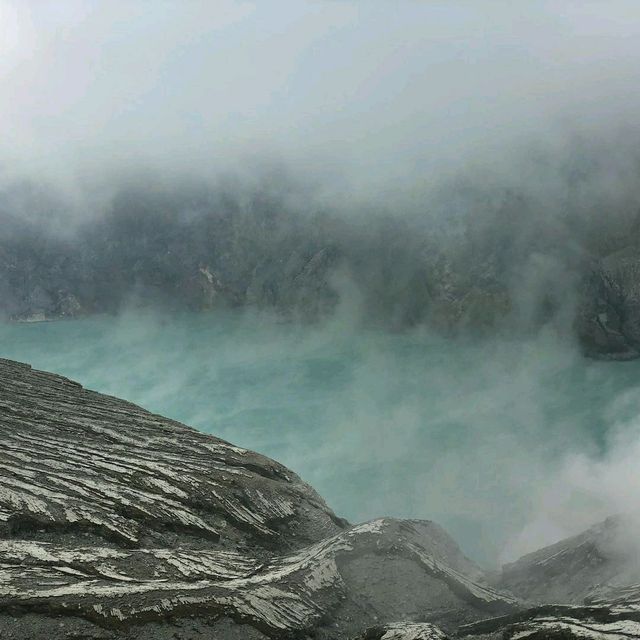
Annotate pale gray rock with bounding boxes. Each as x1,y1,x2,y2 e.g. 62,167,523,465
0,358,342,552
0,518,518,637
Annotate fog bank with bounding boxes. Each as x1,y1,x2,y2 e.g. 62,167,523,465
2,1,640,191
3,2,640,336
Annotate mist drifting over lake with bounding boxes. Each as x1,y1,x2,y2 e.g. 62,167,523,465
4,1,640,568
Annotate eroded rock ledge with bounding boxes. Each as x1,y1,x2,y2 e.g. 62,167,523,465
1,358,640,639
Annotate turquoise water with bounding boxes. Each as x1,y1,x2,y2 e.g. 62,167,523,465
2,310,640,565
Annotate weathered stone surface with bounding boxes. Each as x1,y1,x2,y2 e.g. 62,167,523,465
499,517,640,606
0,358,519,639
0,518,518,637
460,601,640,639
355,621,449,639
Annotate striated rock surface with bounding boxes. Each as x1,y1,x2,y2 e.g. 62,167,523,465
0,358,341,551
356,621,449,639
0,358,519,639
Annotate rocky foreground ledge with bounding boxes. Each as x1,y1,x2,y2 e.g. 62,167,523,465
1,358,640,639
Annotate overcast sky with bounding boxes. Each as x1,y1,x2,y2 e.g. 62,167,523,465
2,1,640,191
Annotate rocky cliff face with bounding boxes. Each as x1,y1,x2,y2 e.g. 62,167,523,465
576,248,640,360
1,358,640,639
5,176,640,356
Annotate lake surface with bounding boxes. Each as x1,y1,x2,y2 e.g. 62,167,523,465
2,310,640,565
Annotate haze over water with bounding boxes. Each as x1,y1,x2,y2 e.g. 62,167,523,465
4,310,640,566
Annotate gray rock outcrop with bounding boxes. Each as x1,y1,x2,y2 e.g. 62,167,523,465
576,248,640,360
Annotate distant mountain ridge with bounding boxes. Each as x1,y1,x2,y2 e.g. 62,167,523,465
3,174,640,359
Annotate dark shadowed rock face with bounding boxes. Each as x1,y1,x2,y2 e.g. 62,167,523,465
0,358,521,639
0,177,593,336
576,248,640,360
